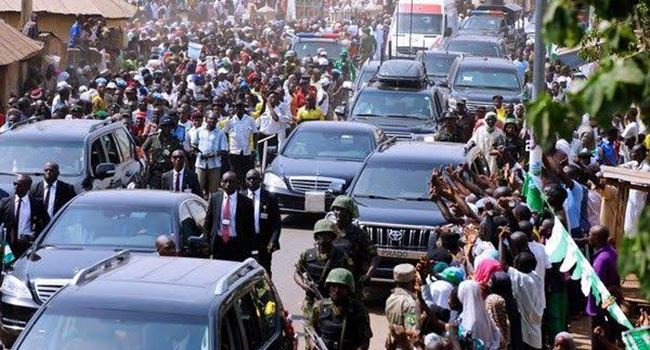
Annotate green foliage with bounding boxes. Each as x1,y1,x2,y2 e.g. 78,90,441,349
543,0,584,47
526,93,576,145
619,207,650,300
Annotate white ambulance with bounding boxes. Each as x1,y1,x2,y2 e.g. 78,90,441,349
386,0,459,58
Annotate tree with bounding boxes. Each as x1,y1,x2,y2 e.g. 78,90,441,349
526,0,650,298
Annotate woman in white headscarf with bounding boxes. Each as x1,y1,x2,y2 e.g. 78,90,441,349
458,280,502,350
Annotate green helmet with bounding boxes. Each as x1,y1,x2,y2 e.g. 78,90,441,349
331,195,359,218
325,268,355,293
313,219,338,242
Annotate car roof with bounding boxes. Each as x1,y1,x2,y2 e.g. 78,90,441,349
70,189,202,208
0,119,119,142
371,141,466,164
419,49,463,56
449,34,502,43
297,120,380,133
53,256,244,316
457,56,515,68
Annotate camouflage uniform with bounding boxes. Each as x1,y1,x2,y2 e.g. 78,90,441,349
142,126,182,189
385,264,421,344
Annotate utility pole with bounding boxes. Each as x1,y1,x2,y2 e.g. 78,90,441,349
20,0,32,28
531,0,546,99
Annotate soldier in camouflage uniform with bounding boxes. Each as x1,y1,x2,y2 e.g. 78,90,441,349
309,268,372,350
142,115,183,189
330,195,379,298
385,264,421,345
294,219,354,322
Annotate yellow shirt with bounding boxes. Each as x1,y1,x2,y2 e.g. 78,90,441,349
495,107,507,122
92,95,108,112
296,107,324,123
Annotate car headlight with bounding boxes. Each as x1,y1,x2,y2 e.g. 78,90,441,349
1,275,32,299
263,172,288,190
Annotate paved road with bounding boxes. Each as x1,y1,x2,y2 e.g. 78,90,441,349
270,214,389,349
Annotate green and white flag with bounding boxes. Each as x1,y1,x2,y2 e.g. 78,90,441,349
522,172,544,213
3,241,14,265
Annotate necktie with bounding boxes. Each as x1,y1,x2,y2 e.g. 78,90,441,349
44,184,51,215
15,198,22,228
222,195,231,243
174,173,180,192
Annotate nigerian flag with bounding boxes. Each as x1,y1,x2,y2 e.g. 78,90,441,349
3,241,14,265
522,173,544,212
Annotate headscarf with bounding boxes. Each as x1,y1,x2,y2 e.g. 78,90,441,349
474,259,502,285
554,332,577,350
458,280,502,350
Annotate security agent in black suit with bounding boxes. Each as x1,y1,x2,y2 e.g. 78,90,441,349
0,175,50,258
204,171,255,262
161,150,202,196
30,162,76,218
244,169,282,276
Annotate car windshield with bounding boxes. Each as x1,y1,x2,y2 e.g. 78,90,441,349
461,16,503,31
355,69,376,90
352,90,433,119
42,206,174,249
283,129,374,161
293,41,344,59
18,308,208,350
396,13,443,35
352,162,440,200
446,40,500,57
0,140,84,176
454,66,521,90
422,54,459,77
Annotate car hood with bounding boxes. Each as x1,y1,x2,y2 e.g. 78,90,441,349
352,116,437,134
12,247,151,281
451,87,523,104
271,156,364,184
354,197,448,226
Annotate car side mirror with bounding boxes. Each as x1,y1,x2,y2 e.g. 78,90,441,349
327,181,346,195
19,232,35,242
334,105,346,117
95,163,116,180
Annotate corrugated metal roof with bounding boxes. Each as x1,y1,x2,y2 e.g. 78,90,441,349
0,0,136,19
0,19,43,65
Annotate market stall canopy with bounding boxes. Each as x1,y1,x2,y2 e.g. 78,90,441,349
0,0,136,19
0,19,43,65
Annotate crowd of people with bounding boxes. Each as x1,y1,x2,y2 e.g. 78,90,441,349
0,0,648,349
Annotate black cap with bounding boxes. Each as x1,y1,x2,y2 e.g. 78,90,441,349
159,115,174,126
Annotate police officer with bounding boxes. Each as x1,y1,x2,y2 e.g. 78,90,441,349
434,111,464,142
310,268,372,350
330,195,379,296
294,219,354,320
142,115,183,189
385,264,421,345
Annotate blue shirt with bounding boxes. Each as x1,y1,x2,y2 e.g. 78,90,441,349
514,59,529,81
563,180,583,232
195,127,228,169
69,22,81,47
172,125,185,143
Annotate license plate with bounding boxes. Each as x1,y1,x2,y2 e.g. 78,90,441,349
304,191,326,212
377,248,426,260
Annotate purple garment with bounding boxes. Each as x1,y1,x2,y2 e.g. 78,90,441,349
586,245,619,316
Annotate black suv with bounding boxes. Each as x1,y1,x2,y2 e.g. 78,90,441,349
447,56,524,113
12,252,294,349
342,59,446,141
0,119,144,195
0,190,210,346
346,140,488,282
444,34,508,58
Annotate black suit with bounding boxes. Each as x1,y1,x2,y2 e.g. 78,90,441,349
205,190,255,262
243,188,281,275
0,195,50,258
30,180,76,217
161,169,202,197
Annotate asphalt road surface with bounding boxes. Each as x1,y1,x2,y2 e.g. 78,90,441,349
271,214,389,349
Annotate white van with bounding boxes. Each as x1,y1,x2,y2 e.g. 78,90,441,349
386,0,459,58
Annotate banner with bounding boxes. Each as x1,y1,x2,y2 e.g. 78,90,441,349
545,216,633,330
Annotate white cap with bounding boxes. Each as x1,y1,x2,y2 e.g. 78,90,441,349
106,82,117,89
57,81,71,90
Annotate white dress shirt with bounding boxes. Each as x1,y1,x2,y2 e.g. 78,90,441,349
43,181,57,218
15,195,32,236
248,188,261,234
196,127,228,169
173,169,184,191
220,192,237,237
223,114,258,155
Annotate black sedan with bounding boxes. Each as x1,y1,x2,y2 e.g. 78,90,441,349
0,190,208,346
264,121,387,213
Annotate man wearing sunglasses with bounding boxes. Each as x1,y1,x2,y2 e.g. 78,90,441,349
0,175,50,258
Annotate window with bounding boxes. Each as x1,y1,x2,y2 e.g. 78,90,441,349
352,90,433,119
251,279,280,341
187,200,207,232
454,67,520,91
90,139,108,174
0,140,84,176
114,129,134,160
220,307,244,350
236,292,264,349
283,130,374,161
101,134,121,164
179,202,201,246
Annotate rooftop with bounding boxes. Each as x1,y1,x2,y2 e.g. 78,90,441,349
0,20,43,65
0,0,136,19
